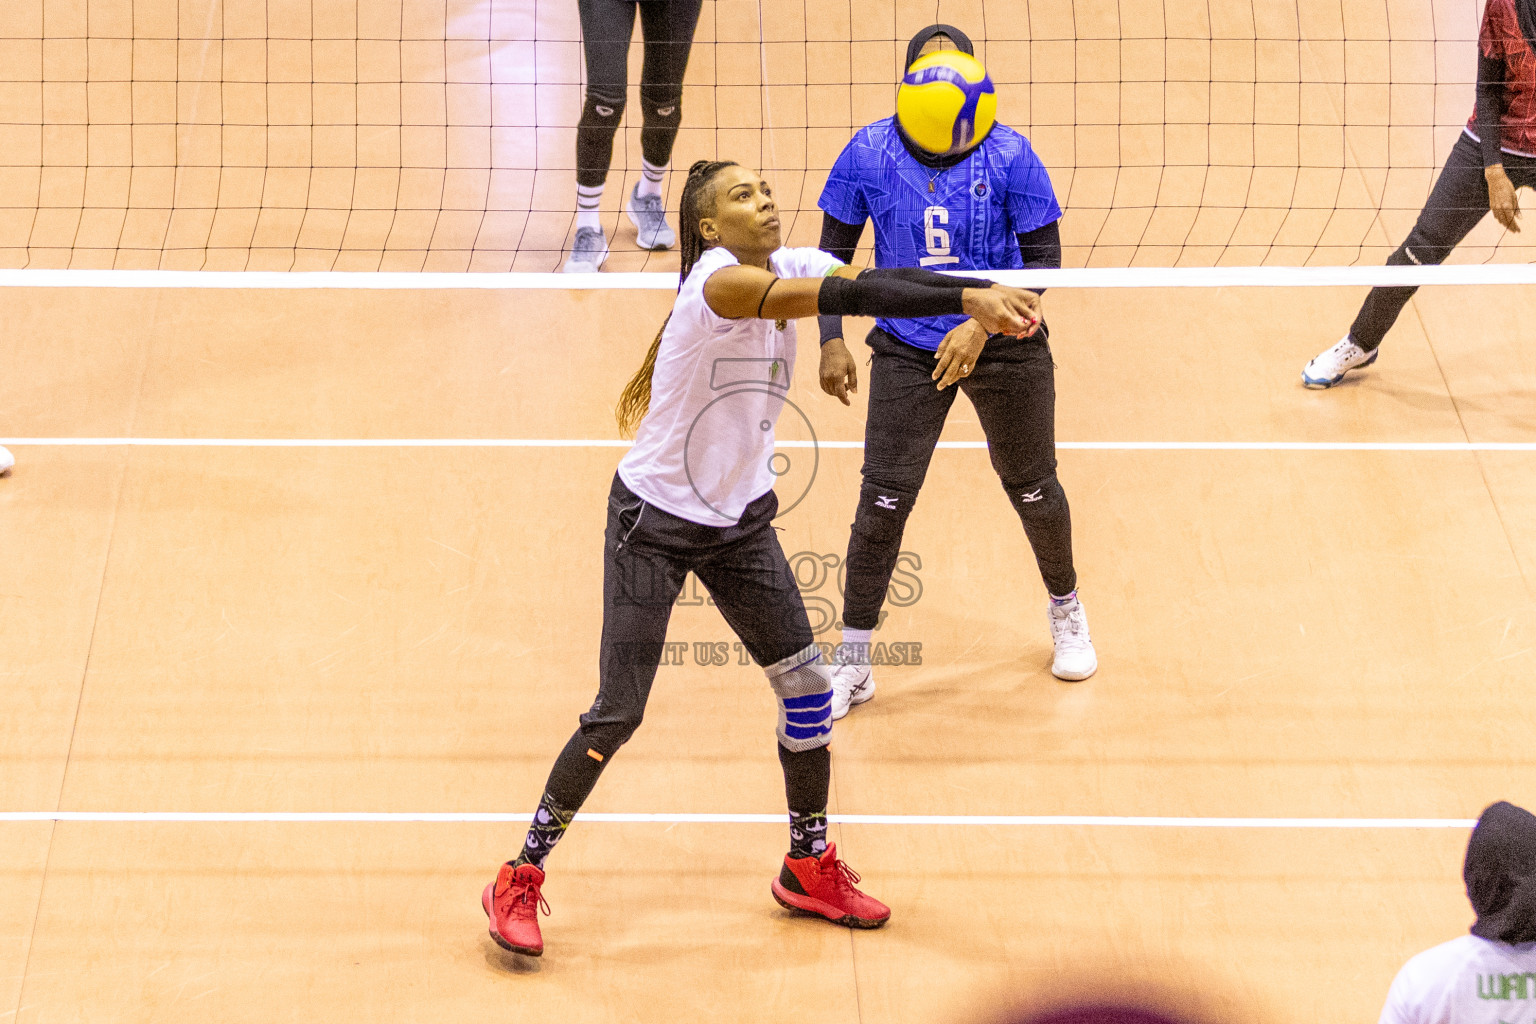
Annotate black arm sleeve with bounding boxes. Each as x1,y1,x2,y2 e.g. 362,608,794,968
1477,52,1506,167
866,266,986,288
1015,219,1062,295
817,213,865,344
817,267,993,319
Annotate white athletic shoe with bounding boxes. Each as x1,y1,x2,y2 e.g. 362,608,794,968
562,227,609,273
0,446,12,476
1302,335,1378,389
1048,594,1097,681
626,184,676,250
830,661,876,721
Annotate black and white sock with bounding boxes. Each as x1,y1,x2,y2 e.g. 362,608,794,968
576,183,604,232
638,159,666,199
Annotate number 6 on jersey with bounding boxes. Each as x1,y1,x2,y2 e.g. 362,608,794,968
920,205,958,266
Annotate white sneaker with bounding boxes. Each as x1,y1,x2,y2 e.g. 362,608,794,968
0,446,12,475
626,184,676,250
830,661,875,721
562,226,609,273
1302,335,1378,389
1048,594,1097,681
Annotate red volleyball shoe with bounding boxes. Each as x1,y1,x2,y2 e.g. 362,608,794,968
771,843,890,928
482,861,549,956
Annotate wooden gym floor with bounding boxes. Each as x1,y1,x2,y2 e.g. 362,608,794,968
3,279,1536,1022
3,0,1536,1021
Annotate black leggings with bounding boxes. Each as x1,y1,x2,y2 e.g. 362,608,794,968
841,327,1077,631
1350,132,1536,351
576,0,704,188
535,474,827,822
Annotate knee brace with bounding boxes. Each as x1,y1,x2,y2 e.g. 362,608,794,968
1005,471,1067,525
639,84,683,129
1005,471,1077,597
766,644,832,752
1392,227,1453,268
580,88,627,129
638,84,683,167
853,480,918,544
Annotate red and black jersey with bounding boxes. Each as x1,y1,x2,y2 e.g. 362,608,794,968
1467,0,1536,159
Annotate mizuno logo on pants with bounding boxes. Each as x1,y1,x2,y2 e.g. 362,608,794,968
1019,489,1043,502
1404,246,1421,265
875,496,899,510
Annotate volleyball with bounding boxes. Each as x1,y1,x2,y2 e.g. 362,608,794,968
896,50,997,156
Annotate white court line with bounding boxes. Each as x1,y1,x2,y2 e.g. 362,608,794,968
4,438,1536,452
0,266,1534,289
0,811,1477,827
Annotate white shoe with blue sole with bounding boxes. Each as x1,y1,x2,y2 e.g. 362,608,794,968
1303,336,1378,389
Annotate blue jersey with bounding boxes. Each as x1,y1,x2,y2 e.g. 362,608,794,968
818,117,1062,351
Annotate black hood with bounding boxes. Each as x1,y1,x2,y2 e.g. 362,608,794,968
905,24,974,71
1519,0,1536,56
1466,801,1536,944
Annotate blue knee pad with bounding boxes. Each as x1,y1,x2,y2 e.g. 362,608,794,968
766,644,832,751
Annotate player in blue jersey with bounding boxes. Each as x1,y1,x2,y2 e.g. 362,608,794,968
816,25,1097,719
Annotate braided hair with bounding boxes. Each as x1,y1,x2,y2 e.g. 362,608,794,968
615,159,739,438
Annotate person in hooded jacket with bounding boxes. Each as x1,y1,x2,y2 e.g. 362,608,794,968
1379,801,1536,1024
1302,0,1536,388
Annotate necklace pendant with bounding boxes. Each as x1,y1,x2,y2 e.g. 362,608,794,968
927,180,935,193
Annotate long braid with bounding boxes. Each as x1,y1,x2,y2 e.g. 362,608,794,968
615,160,739,438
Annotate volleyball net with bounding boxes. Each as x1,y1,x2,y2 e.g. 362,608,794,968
0,0,1532,275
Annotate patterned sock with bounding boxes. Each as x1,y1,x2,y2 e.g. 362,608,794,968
1050,590,1078,606
637,159,666,199
789,808,829,859
514,791,578,869
576,183,604,231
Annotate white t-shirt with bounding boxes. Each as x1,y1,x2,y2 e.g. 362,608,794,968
617,244,843,526
1381,934,1536,1024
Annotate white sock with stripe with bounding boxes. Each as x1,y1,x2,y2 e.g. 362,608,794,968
576,183,604,232
637,160,667,199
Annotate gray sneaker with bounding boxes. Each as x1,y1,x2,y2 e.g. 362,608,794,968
627,184,676,250
562,227,609,273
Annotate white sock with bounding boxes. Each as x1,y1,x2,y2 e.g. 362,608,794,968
839,627,873,666
638,159,666,199
576,183,604,231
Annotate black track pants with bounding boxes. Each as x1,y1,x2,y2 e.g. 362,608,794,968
841,327,1077,631
1350,133,1536,351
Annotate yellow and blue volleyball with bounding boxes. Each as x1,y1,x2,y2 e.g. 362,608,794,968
896,50,997,156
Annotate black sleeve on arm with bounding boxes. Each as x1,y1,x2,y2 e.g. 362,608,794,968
1477,52,1506,167
817,213,865,344
866,266,983,288
1015,219,1062,295
818,266,993,319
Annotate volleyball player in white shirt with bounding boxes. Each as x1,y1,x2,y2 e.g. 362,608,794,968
1380,802,1536,1024
482,159,1040,957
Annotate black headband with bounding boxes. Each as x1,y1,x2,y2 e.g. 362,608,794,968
905,24,975,71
